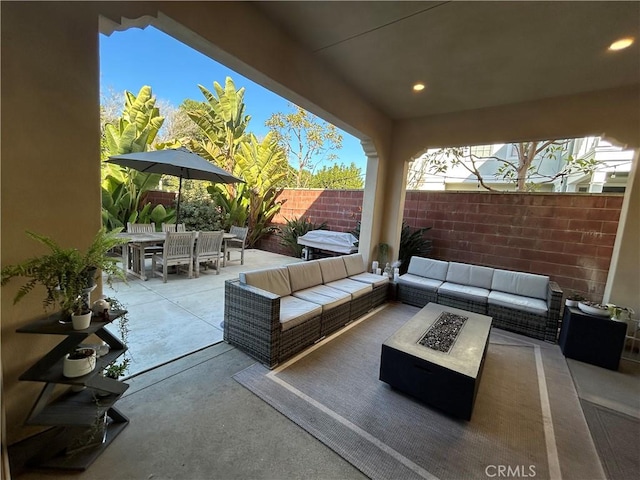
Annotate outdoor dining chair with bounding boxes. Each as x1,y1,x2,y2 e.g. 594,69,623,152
126,222,155,233
161,223,186,232
225,225,249,265
151,231,197,283
126,222,162,269
194,230,225,277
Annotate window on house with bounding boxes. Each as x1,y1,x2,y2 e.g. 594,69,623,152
470,145,492,157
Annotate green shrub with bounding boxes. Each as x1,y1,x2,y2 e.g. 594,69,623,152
178,197,224,231
277,216,328,258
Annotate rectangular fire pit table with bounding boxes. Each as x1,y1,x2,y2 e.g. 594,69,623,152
380,303,492,420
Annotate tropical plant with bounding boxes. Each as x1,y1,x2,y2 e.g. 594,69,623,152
350,221,432,275
277,216,328,258
101,86,174,229
186,77,251,196
1,228,127,317
398,222,432,274
207,133,289,246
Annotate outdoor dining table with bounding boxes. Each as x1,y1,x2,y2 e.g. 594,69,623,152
116,231,236,281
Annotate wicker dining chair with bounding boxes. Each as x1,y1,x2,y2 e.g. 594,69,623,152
151,231,197,282
161,223,186,232
194,231,225,277
225,225,249,265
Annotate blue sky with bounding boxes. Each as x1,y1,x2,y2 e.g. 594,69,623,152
99,26,367,172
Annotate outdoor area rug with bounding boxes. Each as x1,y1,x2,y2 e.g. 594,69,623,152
234,303,605,480
580,399,639,480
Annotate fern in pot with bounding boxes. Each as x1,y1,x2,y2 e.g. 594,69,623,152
1,227,127,323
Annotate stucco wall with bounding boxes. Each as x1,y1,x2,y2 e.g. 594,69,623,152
1,2,103,444
259,190,623,300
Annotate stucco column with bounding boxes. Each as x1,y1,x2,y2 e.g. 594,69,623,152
603,150,639,316
359,139,381,267
360,138,409,268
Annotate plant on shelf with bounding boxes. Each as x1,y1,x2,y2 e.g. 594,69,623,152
1,227,128,320
565,292,586,307
102,297,131,379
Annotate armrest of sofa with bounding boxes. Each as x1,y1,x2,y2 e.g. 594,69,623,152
544,281,563,342
224,279,283,367
547,281,563,318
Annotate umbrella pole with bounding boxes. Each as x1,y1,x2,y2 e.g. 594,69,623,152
176,176,183,225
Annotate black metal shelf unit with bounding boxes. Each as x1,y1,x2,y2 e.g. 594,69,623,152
13,310,130,471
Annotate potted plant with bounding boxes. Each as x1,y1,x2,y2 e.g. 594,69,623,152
63,347,97,378
565,292,585,308
1,227,128,322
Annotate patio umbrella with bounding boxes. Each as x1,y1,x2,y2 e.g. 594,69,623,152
107,147,244,223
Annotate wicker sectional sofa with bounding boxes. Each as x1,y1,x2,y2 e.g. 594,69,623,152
397,256,563,342
224,253,389,368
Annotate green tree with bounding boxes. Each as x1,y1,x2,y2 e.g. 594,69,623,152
411,140,600,192
266,104,343,188
308,162,363,189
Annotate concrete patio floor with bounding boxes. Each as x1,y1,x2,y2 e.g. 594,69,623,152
102,248,302,377
12,250,640,479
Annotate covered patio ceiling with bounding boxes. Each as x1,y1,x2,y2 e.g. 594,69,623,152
253,1,640,123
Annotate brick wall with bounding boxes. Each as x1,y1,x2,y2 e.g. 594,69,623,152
257,189,624,301
140,190,176,209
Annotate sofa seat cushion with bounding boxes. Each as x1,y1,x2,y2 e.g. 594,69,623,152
445,262,494,289
287,261,323,292
491,269,549,300
349,272,390,287
326,278,372,299
488,291,548,315
318,256,348,283
239,266,291,297
438,282,490,303
397,273,443,292
292,285,351,311
279,295,323,331
407,257,449,281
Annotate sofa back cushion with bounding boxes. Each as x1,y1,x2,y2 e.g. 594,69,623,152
446,262,494,289
343,253,366,276
287,261,324,292
407,257,449,281
318,257,348,283
240,267,291,297
491,269,549,300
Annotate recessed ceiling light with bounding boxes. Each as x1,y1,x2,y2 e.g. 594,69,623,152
413,83,426,92
609,37,634,51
